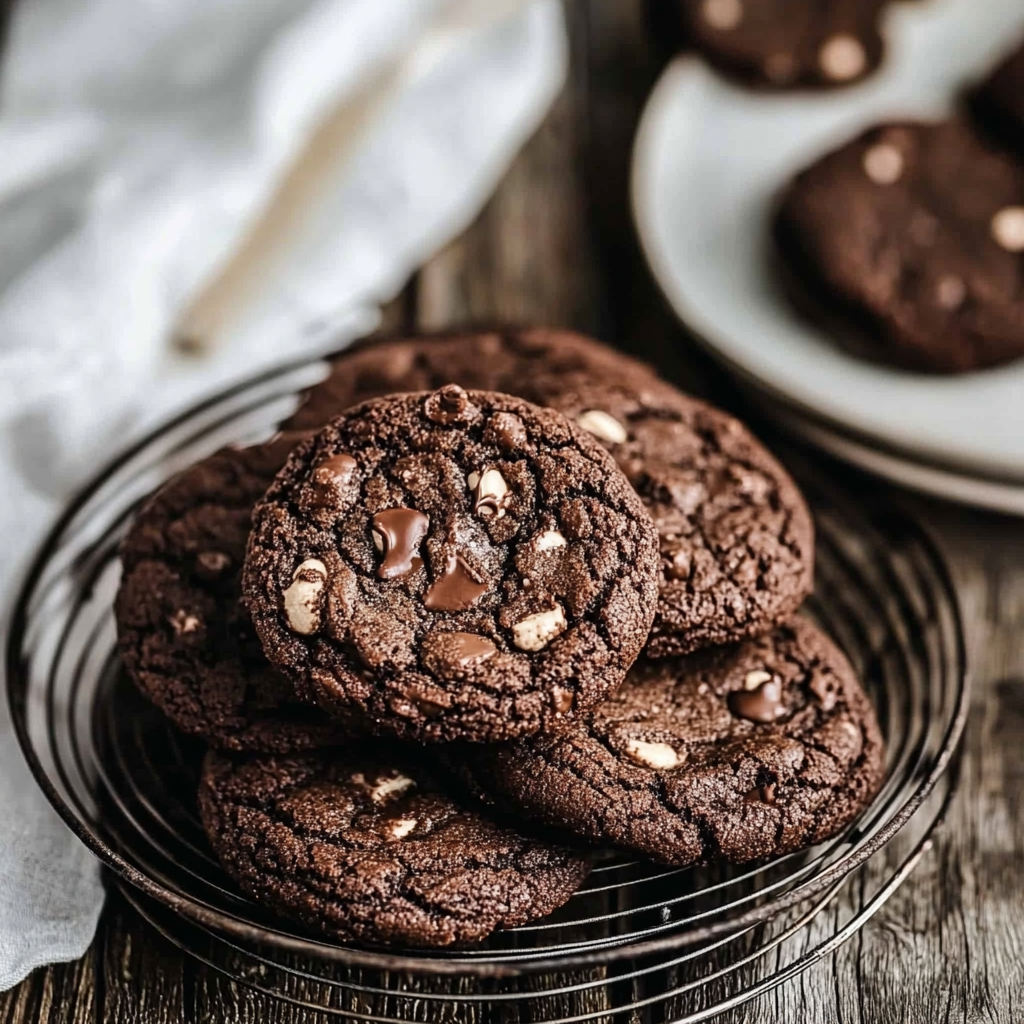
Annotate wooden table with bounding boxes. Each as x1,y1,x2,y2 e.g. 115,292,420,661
3,4,1022,1021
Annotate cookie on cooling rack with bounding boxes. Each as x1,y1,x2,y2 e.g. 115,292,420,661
199,747,590,948
776,120,1024,373
652,0,899,90
282,328,814,658
116,437,356,754
529,374,815,658
453,618,885,867
243,386,660,744
281,327,664,432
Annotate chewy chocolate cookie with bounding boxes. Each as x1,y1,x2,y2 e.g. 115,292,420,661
527,375,814,657
199,748,589,947
971,39,1024,156
654,0,894,90
282,327,663,433
454,619,885,867
283,329,813,657
116,438,353,753
776,120,1024,373
243,387,660,744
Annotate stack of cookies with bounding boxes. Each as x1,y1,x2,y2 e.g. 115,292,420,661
115,329,885,949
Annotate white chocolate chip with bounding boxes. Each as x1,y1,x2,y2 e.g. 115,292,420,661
991,207,1024,252
466,471,480,491
536,530,567,552
371,774,415,803
744,669,773,691
862,143,903,185
389,818,418,839
701,0,742,31
577,409,628,445
169,610,200,635
282,559,327,635
473,468,509,518
512,604,567,651
936,275,966,311
626,739,682,770
819,34,866,81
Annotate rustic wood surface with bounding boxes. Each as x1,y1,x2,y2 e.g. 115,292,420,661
3,2,1023,1021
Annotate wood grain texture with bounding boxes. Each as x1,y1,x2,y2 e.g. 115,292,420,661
3,1,1021,1020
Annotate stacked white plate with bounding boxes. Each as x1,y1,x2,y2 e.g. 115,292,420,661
631,0,1024,514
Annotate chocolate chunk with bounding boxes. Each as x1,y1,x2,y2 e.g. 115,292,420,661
371,508,429,579
423,556,489,612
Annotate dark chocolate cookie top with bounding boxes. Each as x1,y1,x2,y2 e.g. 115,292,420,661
116,438,353,753
657,0,892,90
455,618,885,867
536,375,814,657
776,119,1024,373
243,387,660,744
282,327,664,433
199,748,589,948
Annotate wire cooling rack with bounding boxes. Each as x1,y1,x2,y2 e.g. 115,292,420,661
6,352,967,1022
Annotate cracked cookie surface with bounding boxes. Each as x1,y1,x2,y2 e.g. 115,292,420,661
454,618,885,867
243,387,660,744
116,438,353,753
282,329,813,657
776,120,1024,373
198,748,590,948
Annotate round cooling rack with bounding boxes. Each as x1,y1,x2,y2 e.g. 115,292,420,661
5,349,968,1021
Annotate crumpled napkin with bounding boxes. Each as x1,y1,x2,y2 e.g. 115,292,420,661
0,0,566,989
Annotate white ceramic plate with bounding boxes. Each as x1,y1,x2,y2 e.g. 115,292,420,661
632,0,1024,483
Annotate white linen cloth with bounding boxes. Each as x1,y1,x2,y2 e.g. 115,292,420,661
0,0,566,989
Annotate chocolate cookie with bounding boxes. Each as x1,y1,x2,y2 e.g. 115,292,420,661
282,327,664,433
283,329,813,657
454,619,885,867
971,39,1024,156
198,748,590,947
776,120,1024,373
654,0,893,90
116,437,353,753
527,375,814,657
243,387,660,744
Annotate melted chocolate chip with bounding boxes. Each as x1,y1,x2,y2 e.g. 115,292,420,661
424,557,489,611
306,453,357,509
484,411,527,451
372,508,429,579
745,783,777,805
729,679,787,724
424,384,478,426
443,632,498,666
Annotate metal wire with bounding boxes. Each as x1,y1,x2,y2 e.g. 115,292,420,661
5,349,969,1021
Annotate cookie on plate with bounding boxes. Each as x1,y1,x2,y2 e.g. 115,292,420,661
284,329,814,657
243,387,660,744
653,0,894,90
533,375,814,657
971,39,1024,156
453,619,885,867
116,437,354,753
199,748,589,948
282,327,664,432
776,120,1024,373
